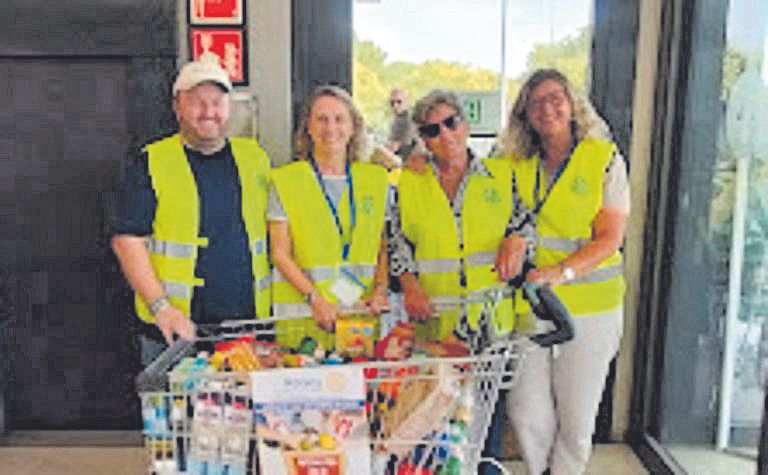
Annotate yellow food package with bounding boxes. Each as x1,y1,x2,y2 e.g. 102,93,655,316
335,317,375,358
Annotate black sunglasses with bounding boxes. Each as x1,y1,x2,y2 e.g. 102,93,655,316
389,99,402,106
418,114,463,138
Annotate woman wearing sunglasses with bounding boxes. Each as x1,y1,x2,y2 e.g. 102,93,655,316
268,85,390,349
499,69,629,475
388,89,529,348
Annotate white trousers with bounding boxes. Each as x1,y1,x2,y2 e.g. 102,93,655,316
506,311,623,475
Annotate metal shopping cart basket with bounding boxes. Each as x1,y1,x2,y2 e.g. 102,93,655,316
135,288,572,475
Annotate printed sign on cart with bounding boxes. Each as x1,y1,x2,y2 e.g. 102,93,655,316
190,0,243,25
251,366,371,475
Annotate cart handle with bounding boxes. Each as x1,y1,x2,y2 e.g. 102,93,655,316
522,282,575,348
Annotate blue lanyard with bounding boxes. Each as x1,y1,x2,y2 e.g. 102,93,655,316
309,156,355,261
532,143,575,215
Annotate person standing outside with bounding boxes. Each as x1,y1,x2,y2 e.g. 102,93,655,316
499,68,629,475
386,88,419,162
111,59,271,364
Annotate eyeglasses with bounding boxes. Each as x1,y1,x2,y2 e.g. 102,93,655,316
527,90,568,113
418,114,463,139
389,99,403,107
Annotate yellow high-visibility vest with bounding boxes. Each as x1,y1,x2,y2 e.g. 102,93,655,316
398,157,515,340
135,134,271,321
511,138,625,320
271,160,388,348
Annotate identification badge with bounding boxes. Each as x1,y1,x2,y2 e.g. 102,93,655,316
330,272,365,308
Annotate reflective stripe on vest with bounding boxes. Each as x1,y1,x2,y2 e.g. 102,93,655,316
398,157,515,338
162,280,193,299
271,264,376,283
539,236,589,253
134,134,271,322
270,161,388,318
251,239,267,255
511,138,625,317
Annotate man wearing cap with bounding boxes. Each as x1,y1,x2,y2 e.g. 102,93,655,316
111,59,271,363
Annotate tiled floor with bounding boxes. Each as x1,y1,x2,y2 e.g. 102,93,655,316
666,444,757,475
0,433,648,475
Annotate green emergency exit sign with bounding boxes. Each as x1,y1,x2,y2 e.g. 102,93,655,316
458,91,501,136
464,98,483,124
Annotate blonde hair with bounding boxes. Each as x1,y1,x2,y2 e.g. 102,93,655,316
499,69,612,158
294,85,368,163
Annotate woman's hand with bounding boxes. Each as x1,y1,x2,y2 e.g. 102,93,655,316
310,293,339,331
495,235,528,281
360,285,389,315
404,151,429,174
401,275,433,321
526,264,567,287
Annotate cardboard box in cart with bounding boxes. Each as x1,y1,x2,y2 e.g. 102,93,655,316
251,366,371,475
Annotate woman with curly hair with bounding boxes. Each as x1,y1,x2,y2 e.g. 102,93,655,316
500,69,629,475
268,85,389,349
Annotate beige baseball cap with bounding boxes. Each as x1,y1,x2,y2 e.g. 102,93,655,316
172,58,232,96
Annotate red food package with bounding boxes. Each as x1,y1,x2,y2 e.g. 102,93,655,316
374,322,416,361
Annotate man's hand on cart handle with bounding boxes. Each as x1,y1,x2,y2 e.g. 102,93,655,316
154,305,195,344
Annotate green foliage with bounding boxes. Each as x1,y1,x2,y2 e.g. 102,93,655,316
352,28,592,140
525,26,591,94
722,47,748,99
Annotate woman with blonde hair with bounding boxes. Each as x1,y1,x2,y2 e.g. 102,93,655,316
500,69,629,475
268,85,389,349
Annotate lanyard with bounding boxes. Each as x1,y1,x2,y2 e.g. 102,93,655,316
309,156,355,261
531,143,575,215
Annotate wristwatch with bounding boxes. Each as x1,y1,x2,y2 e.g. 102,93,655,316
148,296,171,316
561,265,576,282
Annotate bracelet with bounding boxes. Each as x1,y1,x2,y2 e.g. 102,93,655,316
148,296,170,316
304,289,318,305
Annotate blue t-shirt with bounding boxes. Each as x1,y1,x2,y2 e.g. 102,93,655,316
111,141,255,325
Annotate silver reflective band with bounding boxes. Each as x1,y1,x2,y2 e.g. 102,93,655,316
255,274,271,292
161,280,192,299
416,258,461,273
148,239,196,258
539,236,589,253
272,302,312,318
272,267,334,283
251,239,267,255
341,264,375,280
272,264,375,283
566,264,623,285
466,252,496,266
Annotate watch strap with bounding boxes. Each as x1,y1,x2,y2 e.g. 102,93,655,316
148,296,171,316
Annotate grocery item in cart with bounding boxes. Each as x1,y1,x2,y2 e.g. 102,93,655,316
380,365,460,459
252,365,371,475
336,316,376,357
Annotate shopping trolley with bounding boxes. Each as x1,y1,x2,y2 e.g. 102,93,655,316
136,287,573,475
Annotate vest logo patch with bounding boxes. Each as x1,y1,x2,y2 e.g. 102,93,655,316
571,176,588,195
255,174,269,190
483,188,501,204
360,196,375,215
